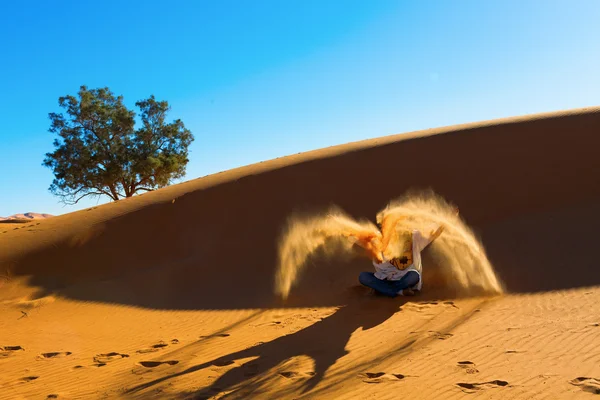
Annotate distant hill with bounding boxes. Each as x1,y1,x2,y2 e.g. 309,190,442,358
0,212,53,222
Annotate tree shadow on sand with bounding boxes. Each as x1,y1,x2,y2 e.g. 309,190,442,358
126,289,416,399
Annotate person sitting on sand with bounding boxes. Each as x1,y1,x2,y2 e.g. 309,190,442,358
351,209,457,297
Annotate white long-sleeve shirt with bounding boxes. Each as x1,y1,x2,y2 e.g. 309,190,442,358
372,229,434,291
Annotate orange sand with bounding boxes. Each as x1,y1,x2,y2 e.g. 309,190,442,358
2,107,600,399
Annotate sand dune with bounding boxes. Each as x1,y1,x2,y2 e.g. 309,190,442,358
1,107,600,399
0,212,53,221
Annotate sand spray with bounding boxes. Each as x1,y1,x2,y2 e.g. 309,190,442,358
275,190,503,299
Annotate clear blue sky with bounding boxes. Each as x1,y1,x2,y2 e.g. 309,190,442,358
1,1,599,217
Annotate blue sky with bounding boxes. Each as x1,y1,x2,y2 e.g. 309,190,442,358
1,1,599,217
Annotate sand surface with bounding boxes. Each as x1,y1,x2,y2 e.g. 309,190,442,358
2,107,600,399
0,213,53,221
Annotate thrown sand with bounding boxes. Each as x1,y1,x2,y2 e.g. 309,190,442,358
276,191,503,300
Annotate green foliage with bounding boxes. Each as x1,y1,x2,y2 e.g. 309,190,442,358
43,86,194,204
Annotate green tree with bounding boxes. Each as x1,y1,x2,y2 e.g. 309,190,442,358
43,86,194,204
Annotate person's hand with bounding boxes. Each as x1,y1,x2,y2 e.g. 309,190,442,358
430,226,443,237
372,254,383,264
429,224,446,241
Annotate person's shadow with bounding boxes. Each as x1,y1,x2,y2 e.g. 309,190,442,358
127,291,409,398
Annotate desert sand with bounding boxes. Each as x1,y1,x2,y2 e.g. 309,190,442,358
0,214,53,231
0,213,53,221
1,107,600,399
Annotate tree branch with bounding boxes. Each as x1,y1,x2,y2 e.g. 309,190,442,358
132,187,155,194
107,185,121,201
121,178,130,197
131,177,151,194
92,186,117,200
156,137,168,152
61,190,110,205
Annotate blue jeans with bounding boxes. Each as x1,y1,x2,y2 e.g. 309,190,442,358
358,271,420,297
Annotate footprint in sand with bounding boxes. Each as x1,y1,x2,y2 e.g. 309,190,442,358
457,361,479,374
444,301,459,309
131,360,179,375
279,371,316,379
429,331,454,340
18,376,39,383
37,352,72,360
2,345,24,351
93,352,129,365
136,348,158,354
138,360,179,368
404,302,439,312
456,380,509,392
1,345,24,358
137,341,169,354
199,333,230,339
251,321,283,327
361,372,405,384
570,377,600,394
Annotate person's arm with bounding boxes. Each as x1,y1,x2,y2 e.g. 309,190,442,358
342,230,383,263
426,207,459,244
428,224,445,242
380,214,408,254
